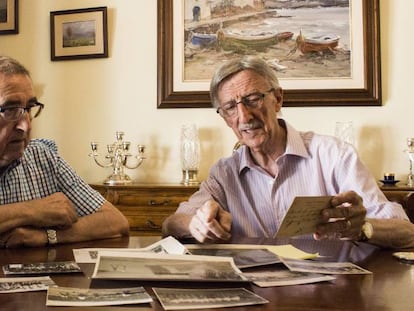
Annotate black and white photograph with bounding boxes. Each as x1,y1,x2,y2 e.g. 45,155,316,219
243,269,335,287
92,251,247,282
275,196,333,238
46,286,152,307
281,258,372,275
0,276,55,293
73,236,189,263
153,287,268,310
187,245,281,268
2,261,82,275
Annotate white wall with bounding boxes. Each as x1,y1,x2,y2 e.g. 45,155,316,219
0,0,413,185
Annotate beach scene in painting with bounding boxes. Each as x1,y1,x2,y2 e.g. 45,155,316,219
184,0,351,81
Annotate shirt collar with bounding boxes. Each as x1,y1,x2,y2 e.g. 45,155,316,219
238,118,310,174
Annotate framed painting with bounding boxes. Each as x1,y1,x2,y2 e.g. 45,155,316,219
0,0,18,35
157,0,381,108
50,7,108,61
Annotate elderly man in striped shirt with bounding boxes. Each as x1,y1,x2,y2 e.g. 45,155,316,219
163,56,414,249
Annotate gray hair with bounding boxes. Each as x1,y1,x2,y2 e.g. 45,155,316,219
209,56,280,108
0,55,30,76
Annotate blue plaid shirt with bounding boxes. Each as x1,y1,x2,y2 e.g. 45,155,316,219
0,139,104,216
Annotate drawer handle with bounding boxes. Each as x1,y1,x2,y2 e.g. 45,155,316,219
148,199,170,206
146,220,161,229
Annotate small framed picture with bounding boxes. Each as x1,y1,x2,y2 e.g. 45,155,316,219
50,6,108,61
0,0,18,35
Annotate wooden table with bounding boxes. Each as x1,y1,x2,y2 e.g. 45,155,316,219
1,236,413,310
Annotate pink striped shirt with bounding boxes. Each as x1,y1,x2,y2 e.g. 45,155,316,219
176,119,408,238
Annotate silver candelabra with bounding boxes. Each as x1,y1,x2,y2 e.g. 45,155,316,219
89,131,145,185
405,138,414,186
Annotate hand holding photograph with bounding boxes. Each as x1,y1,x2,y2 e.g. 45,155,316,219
276,196,333,238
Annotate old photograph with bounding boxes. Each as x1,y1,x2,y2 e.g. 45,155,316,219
73,236,189,263
0,276,56,293
243,269,335,287
2,261,81,275
153,287,268,310
46,286,152,307
92,251,247,282
281,258,372,274
186,245,280,268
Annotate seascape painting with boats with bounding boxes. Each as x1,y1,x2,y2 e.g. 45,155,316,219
184,0,351,81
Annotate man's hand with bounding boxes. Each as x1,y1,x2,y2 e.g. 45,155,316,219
189,200,232,243
0,227,48,248
28,192,78,228
315,191,367,241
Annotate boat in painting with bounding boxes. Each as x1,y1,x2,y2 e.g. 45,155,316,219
295,32,340,54
217,29,293,53
189,31,217,48
275,31,294,42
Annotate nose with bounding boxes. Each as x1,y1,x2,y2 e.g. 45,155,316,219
15,112,31,132
236,101,253,123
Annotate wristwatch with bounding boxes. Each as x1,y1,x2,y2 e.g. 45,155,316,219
360,221,373,241
46,229,58,245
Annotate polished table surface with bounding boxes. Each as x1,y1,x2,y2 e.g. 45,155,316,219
1,236,413,311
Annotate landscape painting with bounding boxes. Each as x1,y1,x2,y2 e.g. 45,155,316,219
50,7,108,61
184,0,351,82
157,0,380,108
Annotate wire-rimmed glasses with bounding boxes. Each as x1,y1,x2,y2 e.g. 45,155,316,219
216,88,274,119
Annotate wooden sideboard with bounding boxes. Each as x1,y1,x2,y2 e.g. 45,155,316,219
90,183,414,235
380,184,414,222
90,183,199,235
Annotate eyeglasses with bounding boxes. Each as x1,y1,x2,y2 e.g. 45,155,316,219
0,101,44,122
216,88,274,119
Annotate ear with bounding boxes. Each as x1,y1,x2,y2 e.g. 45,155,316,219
273,87,283,112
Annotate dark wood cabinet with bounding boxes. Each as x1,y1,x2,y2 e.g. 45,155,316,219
90,183,414,235
90,183,199,235
380,185,414,222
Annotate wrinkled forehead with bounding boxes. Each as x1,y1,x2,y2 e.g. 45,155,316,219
0,73,35,104
217,70,268,101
